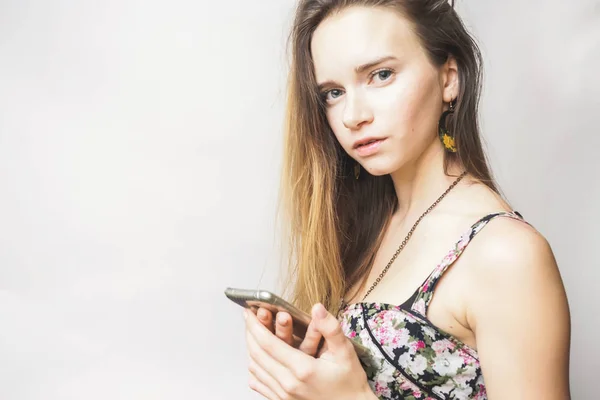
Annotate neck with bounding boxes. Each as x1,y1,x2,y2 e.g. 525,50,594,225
390,140,464,220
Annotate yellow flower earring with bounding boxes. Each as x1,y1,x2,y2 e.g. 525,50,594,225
438,98,458,153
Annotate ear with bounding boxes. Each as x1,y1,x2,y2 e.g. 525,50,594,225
441,55,459,103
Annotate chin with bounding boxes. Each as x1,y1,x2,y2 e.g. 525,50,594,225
363,157,404,176
365,168,390,177
363,160,399,177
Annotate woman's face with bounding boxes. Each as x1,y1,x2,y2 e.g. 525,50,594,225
311,6,456,176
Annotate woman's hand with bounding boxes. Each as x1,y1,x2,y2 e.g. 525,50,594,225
254,307,325,357
244,303,376,400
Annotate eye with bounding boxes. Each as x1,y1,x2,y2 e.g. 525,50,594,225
322,88,345,103
377,70,393,80
370,68,394,83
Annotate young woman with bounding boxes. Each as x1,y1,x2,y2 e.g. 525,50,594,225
243,1,571,399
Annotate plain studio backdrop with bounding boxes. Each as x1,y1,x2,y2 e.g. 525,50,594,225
0,0,598,399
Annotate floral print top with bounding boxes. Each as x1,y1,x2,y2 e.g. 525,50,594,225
339,211,526,400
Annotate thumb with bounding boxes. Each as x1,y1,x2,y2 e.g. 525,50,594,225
311,303,348,353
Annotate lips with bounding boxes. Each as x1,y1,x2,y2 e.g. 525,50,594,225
353,137,385,149
354,138,386,157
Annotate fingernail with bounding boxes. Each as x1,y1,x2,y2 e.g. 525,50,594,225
277,314,288,326
257,308,267,320
243,309,248,319
316,303,327,319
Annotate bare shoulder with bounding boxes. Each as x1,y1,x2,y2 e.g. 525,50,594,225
462,216,569,311
461,215,571,398
465,216,562,288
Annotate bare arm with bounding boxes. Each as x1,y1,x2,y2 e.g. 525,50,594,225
467,219,571,399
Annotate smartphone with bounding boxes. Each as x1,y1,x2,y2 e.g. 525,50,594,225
224,287,371,360
224,287,311,338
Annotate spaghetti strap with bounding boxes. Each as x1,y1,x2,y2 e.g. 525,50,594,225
409,210,529,316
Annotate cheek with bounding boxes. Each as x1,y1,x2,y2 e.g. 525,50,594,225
378,75,441,141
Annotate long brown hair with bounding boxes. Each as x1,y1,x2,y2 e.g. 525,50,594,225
279,0,499,314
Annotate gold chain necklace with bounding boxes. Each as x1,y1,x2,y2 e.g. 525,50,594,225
339,171,468,313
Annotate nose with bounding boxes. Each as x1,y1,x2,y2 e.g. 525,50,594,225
342,91,373,131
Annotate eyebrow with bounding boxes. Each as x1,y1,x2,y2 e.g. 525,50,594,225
316,55,398,91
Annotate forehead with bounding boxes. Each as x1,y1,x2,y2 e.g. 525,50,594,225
311,6,422,80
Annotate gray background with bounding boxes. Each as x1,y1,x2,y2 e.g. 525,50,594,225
0,0,597,399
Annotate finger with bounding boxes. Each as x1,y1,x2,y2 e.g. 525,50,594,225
256,307,274,333
311,303,350,354
249,363,282,400
275,312,294,346
245,308,312,373
298,319,323,357
246,328,294,399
